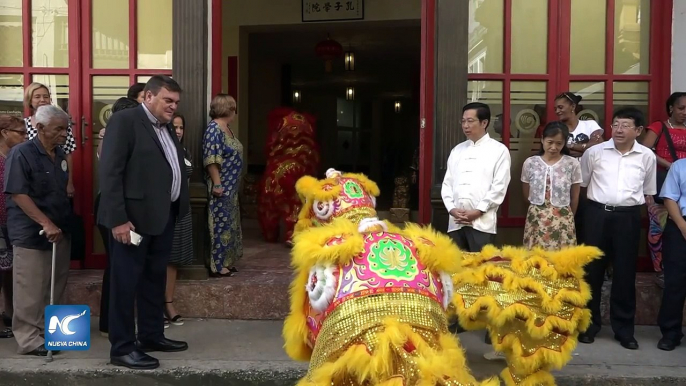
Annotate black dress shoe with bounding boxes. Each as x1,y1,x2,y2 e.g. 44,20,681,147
111,350,159,370
26,344,60,356
578,332,595,344
657,338,681,351
614,335,638,350
136,337,188,353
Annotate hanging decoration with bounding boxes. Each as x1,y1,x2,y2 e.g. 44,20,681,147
346,87,355,101
315,36,343,73
344,51,355,71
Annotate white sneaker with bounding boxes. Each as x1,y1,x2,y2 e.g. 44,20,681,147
483,351,506,361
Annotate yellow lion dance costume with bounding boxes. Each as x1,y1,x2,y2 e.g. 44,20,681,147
283,169,602,386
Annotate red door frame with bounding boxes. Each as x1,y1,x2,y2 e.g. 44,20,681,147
79,0,172,269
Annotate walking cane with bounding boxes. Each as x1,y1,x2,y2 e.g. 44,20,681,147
39,229,57,363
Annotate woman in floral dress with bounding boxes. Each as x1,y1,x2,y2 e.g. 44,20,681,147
202,94,244,277
521,121,582,250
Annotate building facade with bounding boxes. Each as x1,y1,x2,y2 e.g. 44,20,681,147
0,0,681,273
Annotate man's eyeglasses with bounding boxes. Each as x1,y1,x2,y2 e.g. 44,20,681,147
611,123,636,130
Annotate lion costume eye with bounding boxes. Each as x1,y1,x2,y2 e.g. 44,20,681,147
312,200,335,220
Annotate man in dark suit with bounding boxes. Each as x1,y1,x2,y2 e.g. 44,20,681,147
98,75,190,370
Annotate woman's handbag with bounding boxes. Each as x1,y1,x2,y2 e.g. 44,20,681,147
654,123,679,204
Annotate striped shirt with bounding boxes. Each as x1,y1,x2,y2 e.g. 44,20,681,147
141,104,181,202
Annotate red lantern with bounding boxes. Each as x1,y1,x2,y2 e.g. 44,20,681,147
315,37,343,73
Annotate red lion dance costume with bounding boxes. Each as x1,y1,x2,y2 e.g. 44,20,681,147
283,169,602,386
258,107,320,245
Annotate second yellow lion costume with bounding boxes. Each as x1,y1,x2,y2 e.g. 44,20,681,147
283,169,602,386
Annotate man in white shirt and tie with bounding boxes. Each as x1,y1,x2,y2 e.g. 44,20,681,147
441,102,511,252
579,107,657,350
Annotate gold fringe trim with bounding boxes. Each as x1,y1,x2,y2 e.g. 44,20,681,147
295,318,500,386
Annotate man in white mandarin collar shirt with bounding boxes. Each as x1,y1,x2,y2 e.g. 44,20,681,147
441,102,511,251
579,107,657,350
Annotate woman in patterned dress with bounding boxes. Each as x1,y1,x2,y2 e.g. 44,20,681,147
0,115,28,338
521,121,582,250
202,94,243,277
23,82,77,197
164,113,194,325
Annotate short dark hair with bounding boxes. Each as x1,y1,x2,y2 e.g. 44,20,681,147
555,92,582,106
127,83,146,100
613,107,645,127
143,75,182,96
112,97,139,113
538,121,570,156
666,92,686,116
463,102,491,125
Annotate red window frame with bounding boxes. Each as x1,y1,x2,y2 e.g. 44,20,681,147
0,0,174,268
467,0,673,227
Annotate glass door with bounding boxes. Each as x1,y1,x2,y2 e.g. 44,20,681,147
79,0,172,269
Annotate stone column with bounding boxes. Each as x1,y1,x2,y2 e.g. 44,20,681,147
430,0,469,231
173,0,209,280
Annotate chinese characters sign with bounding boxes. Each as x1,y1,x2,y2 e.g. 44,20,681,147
302,0,364,22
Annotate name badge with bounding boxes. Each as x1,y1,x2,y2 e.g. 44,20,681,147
61,160,68,172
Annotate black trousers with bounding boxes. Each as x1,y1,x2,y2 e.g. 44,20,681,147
583,201,641,339
94,193,111,333
449,227,495,252
574,194,588,244
658,218,686,343
108,207,175,357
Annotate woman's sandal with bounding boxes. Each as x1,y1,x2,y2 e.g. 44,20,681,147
164,301,184,326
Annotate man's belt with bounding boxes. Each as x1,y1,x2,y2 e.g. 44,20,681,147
588,200,641,212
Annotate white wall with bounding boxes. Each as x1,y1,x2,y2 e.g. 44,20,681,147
672,1,686,91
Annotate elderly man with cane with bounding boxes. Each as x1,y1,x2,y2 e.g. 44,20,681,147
3,104,72,356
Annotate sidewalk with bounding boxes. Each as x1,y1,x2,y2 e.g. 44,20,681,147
0,318,684,385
